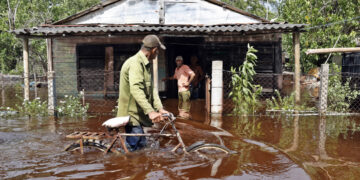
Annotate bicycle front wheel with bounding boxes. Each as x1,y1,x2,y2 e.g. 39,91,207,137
186,143,236,154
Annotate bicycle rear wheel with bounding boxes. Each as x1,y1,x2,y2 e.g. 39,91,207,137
64,139,119,153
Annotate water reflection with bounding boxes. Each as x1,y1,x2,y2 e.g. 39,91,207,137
284,115,299,153
226,114,360,179
3,94,360,179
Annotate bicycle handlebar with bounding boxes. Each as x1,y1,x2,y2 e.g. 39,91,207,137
162,113,176,121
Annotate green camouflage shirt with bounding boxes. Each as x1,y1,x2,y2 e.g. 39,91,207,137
116,51,163,127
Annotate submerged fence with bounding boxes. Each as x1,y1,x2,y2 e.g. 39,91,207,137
222,70,360,115
3,69,360,116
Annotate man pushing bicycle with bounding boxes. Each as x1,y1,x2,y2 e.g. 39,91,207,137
116,34,169,151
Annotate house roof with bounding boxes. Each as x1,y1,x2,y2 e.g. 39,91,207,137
12,23,307,37
53,0,269,25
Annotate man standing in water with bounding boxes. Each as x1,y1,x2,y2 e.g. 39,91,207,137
189,55,204,99
117,34,168,151
163,56,195,119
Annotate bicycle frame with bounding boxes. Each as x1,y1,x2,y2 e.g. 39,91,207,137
71,113,189,154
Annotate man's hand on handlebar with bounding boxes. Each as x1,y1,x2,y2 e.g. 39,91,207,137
159,109,169,115
148,111,163,123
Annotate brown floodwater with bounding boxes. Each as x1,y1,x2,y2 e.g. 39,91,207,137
1,89,360,179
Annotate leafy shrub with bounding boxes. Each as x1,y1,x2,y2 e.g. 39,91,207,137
57,95,89,117
266,90,315,111
229,44,263,115
327,64,360,112
16,97,48,116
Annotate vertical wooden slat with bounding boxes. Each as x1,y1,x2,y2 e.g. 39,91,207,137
23,38,30,101
293,32,301,105
153,55,159,92
104,46,114,97
159,0,165,24
205,75,211,113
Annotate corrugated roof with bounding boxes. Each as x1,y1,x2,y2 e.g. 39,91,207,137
53,0,269,25
12,24,307,37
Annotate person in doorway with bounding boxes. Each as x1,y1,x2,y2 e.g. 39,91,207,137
189,55,204,99
117,34,169,151
162,56,195,119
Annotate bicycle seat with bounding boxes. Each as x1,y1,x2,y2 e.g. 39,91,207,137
102,116,130,128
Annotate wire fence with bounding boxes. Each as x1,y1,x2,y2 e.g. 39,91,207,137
3,70,360,116
223,71,285,114
333,72,360,111
222,71,360,114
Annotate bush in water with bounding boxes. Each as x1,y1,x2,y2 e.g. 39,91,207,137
57,95,89,117
229,44,263,115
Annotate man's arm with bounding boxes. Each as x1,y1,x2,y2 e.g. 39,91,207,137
187,73,195,85
183,65,195,86
162,73,176,81
153,86,163,111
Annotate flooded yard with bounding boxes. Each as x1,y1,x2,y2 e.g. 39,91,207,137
0,98,359,179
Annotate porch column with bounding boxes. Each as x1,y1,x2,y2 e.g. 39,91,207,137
293,32,301,104
47,38,57,116
153,56,159,92
211,60,223,114
23,38,30,101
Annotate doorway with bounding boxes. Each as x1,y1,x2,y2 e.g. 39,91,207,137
164,37,205,99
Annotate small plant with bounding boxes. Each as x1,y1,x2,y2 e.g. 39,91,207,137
16,97,48,116
0,106,18,117
57,95,89,117
229,44,263,115
266,90,295,111
327,64,360,112
266,90,315,111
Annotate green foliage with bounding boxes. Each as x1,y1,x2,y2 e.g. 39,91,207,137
0,106,18,117
233,116,264,138
0,0,100,74
16,97,48,117
57,95,89,117
279,0,359,73
229,44,263,115
327,64,360,112
266,90,315,111
266,90,295,111
221,0,279,20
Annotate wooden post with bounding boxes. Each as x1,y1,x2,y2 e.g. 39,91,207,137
153,55,159,92
1,74,4,107
293,32,301,105
104,46,114,97
23,38,30,101
33,68,38,99
159,0,165,24
319,64,329,114
211,61,223,114
306,47,360,55
205,75,211,113
47,39,57,116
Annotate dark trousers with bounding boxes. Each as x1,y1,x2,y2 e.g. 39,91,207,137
125,125,147,151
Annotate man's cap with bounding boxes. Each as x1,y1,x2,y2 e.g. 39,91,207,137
142,34,166,50
175,56,183,61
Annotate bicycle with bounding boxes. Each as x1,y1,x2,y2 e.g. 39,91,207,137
64,113,236,155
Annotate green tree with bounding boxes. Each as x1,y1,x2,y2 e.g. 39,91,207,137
221,0,279,20
279,0,359,72
0,0,100,74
